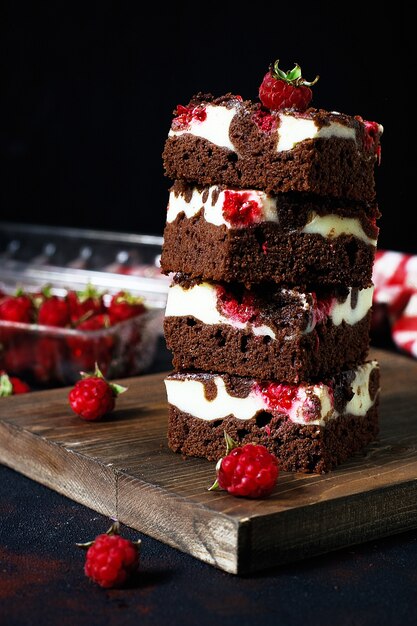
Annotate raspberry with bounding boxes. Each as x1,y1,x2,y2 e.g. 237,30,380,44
0,291,34,323
252,109,278,133
77,521,140,588
68,365,127,421
210,433,279,498
311,292,334,326
0,371,30,396
361,118,382,164
171,104,207,131
257,382,298,412
259,60,319,112
37,295,71,327
216,286,258,324
108,291,146,324
222,190,262,227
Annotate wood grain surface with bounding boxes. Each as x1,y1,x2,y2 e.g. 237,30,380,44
1,348,416,575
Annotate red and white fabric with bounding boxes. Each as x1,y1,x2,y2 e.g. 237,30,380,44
373,250,417,357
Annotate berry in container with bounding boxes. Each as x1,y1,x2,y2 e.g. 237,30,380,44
0,223,170,388
0,280,165,388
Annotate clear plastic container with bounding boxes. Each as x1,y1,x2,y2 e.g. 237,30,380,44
0,222,169,387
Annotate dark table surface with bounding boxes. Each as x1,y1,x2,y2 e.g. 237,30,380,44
1,338,417,626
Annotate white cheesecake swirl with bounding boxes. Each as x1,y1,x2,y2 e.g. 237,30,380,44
167,186,376,246
168,104,367,153
165,362,379,427
165,282,374,337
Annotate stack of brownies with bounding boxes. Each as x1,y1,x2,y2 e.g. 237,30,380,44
160,82,383,473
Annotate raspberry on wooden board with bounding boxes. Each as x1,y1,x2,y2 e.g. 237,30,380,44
68,364,127,421
210,432,279,498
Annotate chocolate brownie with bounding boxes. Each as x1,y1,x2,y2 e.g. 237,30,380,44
163,94,383,202
161,210,376,288
164,278,373,382
165,361,380,473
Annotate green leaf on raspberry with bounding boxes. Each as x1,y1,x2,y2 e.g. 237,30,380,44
284,64,301,82
271,59,319,87
224,431,239,454
76,519,141,550
109,382,128,397
208,432,239,491
80,363,127,397
0,373,13,397
208,456,223,491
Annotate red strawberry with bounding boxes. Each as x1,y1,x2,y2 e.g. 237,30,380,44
68,314,114,374
1,339,34,376
0,370,30,396
33,337,62,384
77,521,140,588
210,433,279,498
68,364,127,421
38,295,71,327
67,284,105,324
108,291,146,324
0,291,34,323
259,60,319,112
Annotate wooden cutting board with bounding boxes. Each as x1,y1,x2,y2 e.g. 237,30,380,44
1,348,416,575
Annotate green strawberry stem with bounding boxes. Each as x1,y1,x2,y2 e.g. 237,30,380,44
271,59,319,87
77,282,103,303
0,373,13,397
114,291,145,306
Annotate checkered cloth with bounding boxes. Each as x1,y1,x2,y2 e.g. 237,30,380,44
373,250,417,357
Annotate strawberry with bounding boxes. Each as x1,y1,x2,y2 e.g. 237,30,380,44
1,339,34,376
33,337,61,384
75,313,111,332
0,370,30,396
259,60,319,111
67,284,105,324
68,314,114,374
108,291,146,324
37,295,71,327
68,364,127,421
0,290,34,323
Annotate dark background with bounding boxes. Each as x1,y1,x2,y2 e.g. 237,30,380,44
1,2,414,253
